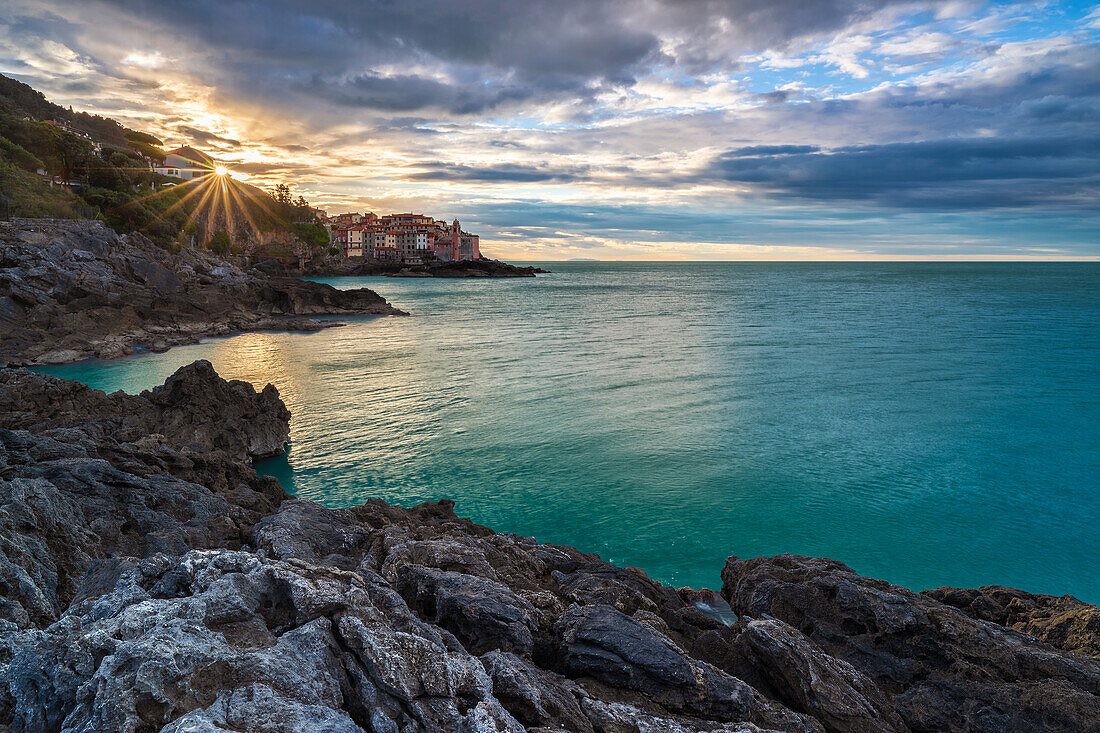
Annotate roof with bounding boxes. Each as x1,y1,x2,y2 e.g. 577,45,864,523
165,146,214,167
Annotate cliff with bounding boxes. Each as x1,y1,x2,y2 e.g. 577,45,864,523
0,363,1097,732
0,219,406,367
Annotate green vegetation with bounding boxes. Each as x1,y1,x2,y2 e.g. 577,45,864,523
0,73,331,260
208,231,232,255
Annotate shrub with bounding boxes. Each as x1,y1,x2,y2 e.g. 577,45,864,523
208,231,232,255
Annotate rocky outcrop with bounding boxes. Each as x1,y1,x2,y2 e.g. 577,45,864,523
0,219,406,366
1,364,1098,732
296,256,548,278
722,554,1100,732
923,585,1100,660
0,361,289,629
388,259,550,278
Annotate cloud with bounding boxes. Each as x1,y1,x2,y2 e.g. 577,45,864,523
2,0,1098,257
176,124,241,147
709,137,1100,209
407,162,588,183
303,72,540,115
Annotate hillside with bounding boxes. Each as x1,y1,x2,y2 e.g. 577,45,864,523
0,74,328,257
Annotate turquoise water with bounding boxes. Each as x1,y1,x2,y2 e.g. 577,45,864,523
33,263,1100,600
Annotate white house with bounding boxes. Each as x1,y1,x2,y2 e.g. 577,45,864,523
155,146,216,180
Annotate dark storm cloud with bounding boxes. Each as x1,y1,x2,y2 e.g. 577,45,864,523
73,0,952,113
303,72,540,115
709,137,1100,209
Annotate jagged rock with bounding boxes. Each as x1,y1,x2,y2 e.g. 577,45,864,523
6,550,526,733
482,650,595,732
0,359,290,462
2,365,1099,733
722,554,1100,732
923,585,1100,660
554,603,754,721
731,618,908,733
395,565,541,656
0,219,406,366
0,362,289,627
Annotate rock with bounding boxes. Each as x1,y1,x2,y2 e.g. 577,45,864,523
395,565,540,656
731,618,908,733
722,554,1100,732
923,585,1100,660
554,603,754,721
482,650,594,732
0,219,407,367
578,698,780,733
143,359,292,460
0,359,291,463
2,364,1099,733
0,362,290,627
295,255,548,278
387,259,549,278
5,549,523,733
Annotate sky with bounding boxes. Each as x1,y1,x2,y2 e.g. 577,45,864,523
1,0,1098,260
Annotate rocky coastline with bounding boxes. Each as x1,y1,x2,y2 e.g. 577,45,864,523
0,361,1098,732
0,219,406,367
297,256,549,278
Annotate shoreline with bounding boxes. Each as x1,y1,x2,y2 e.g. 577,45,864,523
295,257,551,279
0,219,407,367
1,361,1097,731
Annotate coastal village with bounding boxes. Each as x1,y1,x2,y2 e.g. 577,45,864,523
151,145,483,266
324,212,480,265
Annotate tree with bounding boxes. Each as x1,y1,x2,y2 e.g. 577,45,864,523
208,231,232,255
272,183,293,205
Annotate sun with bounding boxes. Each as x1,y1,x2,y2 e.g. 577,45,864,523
214,165,228,176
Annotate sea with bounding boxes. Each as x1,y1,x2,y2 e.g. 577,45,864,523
34,262,1100,601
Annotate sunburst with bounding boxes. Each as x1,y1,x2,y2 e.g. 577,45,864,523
107,166,299,249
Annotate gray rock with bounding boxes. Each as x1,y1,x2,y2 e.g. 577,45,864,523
732,618,908,733
396,565,540,656
555,603,754,721
722,554,1100,732
482,650,594,732
0,219,406,367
